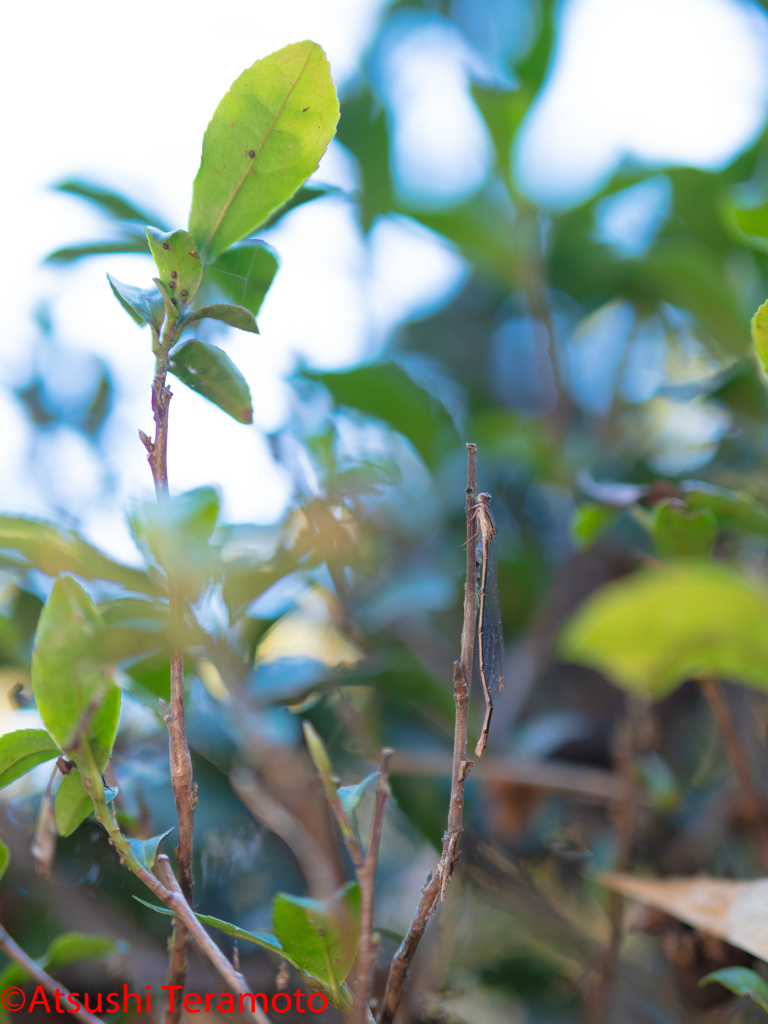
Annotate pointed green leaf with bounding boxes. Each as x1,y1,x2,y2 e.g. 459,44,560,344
338,772,378,816
571,503,618,549
0,840,9,882
204,244,278,317
651,503,718,559
559,562,768,698
154,277,180,325
55,771,94,837
700,967,768,1011
146,228,203,306
272,882,360,997
189,41,340,261
47,237,150,263
0,730,59,789
169,340,253,424
302,721,336,799
682,483,768,537
107,275,165,329
181,303,259,335
127,828,173,871
32,577,121,770
132,897,285,957
752,299,768,376
54,180,166,226
0,516,161,596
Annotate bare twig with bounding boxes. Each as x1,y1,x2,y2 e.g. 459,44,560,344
230,766,339,899
0,923,103,1024
377,443,478,1024
354,749,392,1024
142,325,197,1021
700,677,768,869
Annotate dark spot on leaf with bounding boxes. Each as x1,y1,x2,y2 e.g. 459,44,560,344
303,107,309,112
169,280,176,289
189,251,199,260
181,290,188,297
248,150,255,158
231,121,235,126
171,298,177,306
162,243,170,250
171,271,178,279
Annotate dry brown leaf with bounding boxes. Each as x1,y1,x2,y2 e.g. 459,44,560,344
600,872,768,961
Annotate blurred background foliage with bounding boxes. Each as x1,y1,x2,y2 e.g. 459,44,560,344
6,1,768,1022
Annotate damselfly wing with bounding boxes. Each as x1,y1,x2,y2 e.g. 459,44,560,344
474,492,504,756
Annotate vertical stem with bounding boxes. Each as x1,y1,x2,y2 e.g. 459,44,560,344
141,338,197,1022
354,749,392,1024
700,677,768,869
377,443,477,1024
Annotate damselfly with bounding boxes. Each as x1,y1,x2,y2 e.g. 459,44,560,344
473,492,504,756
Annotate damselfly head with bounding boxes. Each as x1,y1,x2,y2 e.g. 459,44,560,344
477,492,492,504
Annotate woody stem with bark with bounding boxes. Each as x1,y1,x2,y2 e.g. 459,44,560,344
140,325,197,1021
376,443,477,1024
700,676,768,869
354,749,392,1024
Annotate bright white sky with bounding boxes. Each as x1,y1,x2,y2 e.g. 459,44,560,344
1,0,767,562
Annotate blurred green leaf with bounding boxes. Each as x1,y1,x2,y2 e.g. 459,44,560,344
189,41,340,261
700,967,768,1012
32,576,121,770
169,340,253,424
304,362,456,464
127,828,173,871
682,483,768,537
336,89,392,231
651,503,717,558
53,179,166,226
54,770,93,837
0,730,58,789
560,562,768,698
47,236,150,263
634,753,681,812
338,772,378,817
0,840,9,882
181,303,259,334
204,243,278,317
752,298,768,375
133,897,286,957
146,228,203,307
107,274,165,330
571,503,617,549
272,882,359,1007
0,932,116,990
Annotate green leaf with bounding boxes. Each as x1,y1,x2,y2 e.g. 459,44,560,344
559,562,768,698
127,828,173,871
146,228,203,306
338,772,378,816
634,753,681,813
651,503,718,559
700,967,768,1012
304,362,457,465
302,721,336,801
0,516,161,596
132,898,285,957
54,771,93,837
181,303,259,334
169,340,253,424
272,882,360,1002
32,577,121,770
53,179,166,226
204,243,278,317
752,298,768,375
0,840,9,882
682,483,768,537
571,503,618,549
0,932,115,991
189,41,340,261
46,236,151,263
107,274,165,329
0,730,58,789
154,277,180,325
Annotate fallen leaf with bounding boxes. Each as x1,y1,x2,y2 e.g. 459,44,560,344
600,872,768,961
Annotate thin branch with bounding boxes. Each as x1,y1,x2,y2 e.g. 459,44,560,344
230,767,339,899
354,748,392,1024
700,677,768,869
0,924,103,1024
142,321,197,1022
377,443,478,1024
76,745,269,1024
